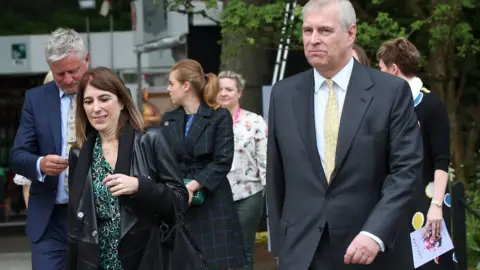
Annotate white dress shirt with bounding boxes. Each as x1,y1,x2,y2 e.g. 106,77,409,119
35,88,72,204
313,57,385,252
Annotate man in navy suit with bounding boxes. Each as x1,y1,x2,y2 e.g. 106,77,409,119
12,28,90,270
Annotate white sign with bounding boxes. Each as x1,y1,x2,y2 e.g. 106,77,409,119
79,0,96,9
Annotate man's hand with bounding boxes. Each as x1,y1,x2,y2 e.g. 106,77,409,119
344,234,380,265
103,174,139,196
40,155,68,176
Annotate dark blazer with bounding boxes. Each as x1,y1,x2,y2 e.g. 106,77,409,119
11,81,64,242
266,60,423,270
67,123,188,270
160,102,246,269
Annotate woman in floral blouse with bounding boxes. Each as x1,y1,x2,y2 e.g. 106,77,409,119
217,70,268,270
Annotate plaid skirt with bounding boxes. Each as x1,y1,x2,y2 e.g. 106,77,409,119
184,178,247,270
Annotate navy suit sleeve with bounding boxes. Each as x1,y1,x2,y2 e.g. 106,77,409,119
11,91,41,180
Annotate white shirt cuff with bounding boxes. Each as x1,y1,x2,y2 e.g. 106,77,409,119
36,157,47,182
360,231,385,252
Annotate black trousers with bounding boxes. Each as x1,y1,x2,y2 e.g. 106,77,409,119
309,224,334,270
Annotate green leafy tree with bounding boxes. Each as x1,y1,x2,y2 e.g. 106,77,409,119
170,0,480,190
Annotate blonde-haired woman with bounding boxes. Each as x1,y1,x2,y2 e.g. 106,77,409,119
162,59,246,269
217,70,267,270
13,70,54,207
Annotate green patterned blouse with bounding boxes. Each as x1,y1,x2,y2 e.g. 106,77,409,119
91,135,123,270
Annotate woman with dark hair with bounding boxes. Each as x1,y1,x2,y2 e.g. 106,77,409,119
67,67,188,270
162,59,246,269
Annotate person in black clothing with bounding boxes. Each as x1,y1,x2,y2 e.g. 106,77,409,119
162,59,246,269
377,37,452,269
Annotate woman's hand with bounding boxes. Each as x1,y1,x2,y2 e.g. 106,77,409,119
423,205,443,239
186,185,194,206
186,180,203,206
103,174,139,197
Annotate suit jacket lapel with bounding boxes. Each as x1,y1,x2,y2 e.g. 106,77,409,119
184,102,212,154
45,83,62,154
293,70,328,185
333,62,373,179
163,108,189,159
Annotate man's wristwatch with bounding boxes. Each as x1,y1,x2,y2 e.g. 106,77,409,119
431,200,442,207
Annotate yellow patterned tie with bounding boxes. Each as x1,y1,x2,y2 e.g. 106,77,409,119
324,79,339,183
64,94,76,193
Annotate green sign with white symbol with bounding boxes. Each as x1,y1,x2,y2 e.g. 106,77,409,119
11,43,27,66
11,43,27,60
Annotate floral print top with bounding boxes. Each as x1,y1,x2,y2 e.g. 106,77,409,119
92,135,123,270
228,109,268,201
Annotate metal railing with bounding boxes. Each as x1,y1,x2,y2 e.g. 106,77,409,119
451,181,480,270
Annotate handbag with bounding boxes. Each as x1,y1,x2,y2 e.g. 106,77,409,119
138,200,207,270
184,178,205,205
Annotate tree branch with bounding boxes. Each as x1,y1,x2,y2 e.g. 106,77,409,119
455,50,474,106
444,0,461,54
464,107,480,178
173,1,220,25
406,0,427,18
350,0,375,23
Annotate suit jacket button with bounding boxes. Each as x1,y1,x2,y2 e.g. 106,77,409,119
164,121,169,126
92,230,97,237
77,212,84,219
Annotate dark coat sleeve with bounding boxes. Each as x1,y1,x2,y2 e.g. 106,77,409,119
361,80,424,249
67,147,80,270
132,127,189,223
266,85,285,256
194,108,234,191
11,90,41,179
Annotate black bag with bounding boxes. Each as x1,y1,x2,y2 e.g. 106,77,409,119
138,202,207,270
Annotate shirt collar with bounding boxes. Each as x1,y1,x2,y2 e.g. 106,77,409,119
58,86,66,98
403,76,423,101
313,57,354,93
58,87,76,99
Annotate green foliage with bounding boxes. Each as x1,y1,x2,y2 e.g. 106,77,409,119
356,12,406,61
168,0,479,65
426,2,479,57
466,188,480,269
215,0,303,58
449,165,480,269
464,151,480,268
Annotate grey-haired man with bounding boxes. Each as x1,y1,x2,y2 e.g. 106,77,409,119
12,28,89,270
